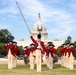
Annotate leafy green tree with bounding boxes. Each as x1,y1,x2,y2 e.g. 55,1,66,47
18,46,23,55
74,41,76,48
0,43,6,56
65,36,72,43
0,29,14,43
57,46,61,57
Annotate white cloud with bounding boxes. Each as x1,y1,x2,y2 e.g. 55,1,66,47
0,0,76,40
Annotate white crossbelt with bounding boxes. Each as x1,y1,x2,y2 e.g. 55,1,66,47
37,41,43,51
8,49,12,54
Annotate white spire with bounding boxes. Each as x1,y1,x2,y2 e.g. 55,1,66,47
38,13,41,22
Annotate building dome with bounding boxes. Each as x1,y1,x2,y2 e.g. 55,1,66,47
31,13,48,40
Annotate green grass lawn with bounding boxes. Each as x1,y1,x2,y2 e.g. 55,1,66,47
0,62,76,75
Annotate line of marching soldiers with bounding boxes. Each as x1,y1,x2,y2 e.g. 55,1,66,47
60,42,75,69
4,40,19,69
4,34,75,72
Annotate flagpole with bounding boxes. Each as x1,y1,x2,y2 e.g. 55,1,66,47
15,1,31,34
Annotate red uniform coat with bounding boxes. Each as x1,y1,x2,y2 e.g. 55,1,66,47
60,47,66,57
29,46,37,52
26,48,30,56
30,36,45,54
22,50,27,58
48,47,57,58
69,47,75,57
8,44,15,56
13,45,19,56
22,48,30,57
45,46,49,56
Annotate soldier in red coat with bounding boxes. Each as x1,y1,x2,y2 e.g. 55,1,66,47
22,46,30,65
30,34,45,72
60,43,66,67
65,42,70,68
69,43,75,57
45,42,53,57
48,43,57,69
29,43,36,70
13,41,19,68
68,43,75,69
13,42,19,56
7,40,15,69
45,42,53,68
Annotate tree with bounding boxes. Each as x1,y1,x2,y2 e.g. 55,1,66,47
74,41,76,48
0,29,14,43
65,36,72,43
18,46,23,55
56,46,61,57
0,42,6,57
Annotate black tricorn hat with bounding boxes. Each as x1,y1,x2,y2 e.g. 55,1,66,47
70,43,74,45
24,46,28,48
47,42,53,44
49,43,55,47
30,43,35,46
13,41,17,44
37,34,41,39
61,43,66,47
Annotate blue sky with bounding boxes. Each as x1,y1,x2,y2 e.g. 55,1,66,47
0,0,76,41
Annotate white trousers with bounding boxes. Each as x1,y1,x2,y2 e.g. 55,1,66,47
63,54,66,67
8,53,14,69
69,52,74,69
13,56,17,68
30,52,35,70
46,56,49,68
36,50,41,72
48,53,53,69
61,56,63,66
61,55,65,66
65,53,69,68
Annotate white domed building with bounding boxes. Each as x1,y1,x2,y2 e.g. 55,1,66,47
31,13,48,41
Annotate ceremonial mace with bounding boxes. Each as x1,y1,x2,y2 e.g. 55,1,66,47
15,1,31,35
